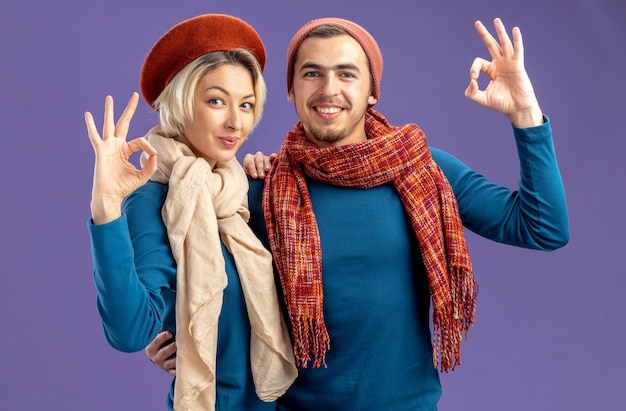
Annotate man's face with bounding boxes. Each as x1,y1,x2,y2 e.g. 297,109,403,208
288,35,378,148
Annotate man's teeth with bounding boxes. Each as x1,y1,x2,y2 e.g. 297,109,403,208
317,107,341,114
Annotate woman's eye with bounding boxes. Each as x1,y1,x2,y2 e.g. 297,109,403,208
241,102,254,110
208,98,224,106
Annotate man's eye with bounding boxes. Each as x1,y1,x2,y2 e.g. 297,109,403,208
304,72,320,77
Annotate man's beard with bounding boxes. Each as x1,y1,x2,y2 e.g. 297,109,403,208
297,105,367,146
306,124,347,145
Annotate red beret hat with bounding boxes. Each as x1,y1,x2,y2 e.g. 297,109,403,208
286,17,383,101
140,14,266,107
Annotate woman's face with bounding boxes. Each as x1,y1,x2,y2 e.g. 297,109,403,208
178,64,255,167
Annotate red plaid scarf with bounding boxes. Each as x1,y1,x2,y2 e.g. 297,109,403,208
263,109,477,372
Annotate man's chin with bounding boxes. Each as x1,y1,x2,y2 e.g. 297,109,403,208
309,130,345,146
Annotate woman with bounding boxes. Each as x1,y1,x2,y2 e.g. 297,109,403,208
85,14,296,411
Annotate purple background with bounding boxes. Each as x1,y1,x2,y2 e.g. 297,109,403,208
1,0,624,410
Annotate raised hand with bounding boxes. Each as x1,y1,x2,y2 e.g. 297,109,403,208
85,93,158,224
465,18,543,128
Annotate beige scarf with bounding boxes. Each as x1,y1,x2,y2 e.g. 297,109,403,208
141,127,296,411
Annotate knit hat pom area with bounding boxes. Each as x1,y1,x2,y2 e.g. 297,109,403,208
140,14,266,106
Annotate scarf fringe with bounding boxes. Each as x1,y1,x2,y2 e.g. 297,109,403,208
292,316,330,368
432,267,478,372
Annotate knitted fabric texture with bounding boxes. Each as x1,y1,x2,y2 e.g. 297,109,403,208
141,128,296,410
262,109,477,372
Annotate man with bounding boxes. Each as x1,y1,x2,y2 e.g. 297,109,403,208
147,17,569,410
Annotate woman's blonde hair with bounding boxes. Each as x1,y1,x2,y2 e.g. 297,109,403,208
153,48,266,138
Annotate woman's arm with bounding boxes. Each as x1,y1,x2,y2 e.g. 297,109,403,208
89,182,176,352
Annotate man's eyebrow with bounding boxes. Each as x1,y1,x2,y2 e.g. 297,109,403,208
298,62,361,72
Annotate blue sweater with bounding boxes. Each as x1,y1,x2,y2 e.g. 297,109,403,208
247,118,568,411
89,118,568,410
89,183,275,410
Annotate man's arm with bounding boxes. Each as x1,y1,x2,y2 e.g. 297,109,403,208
432,119,569,251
